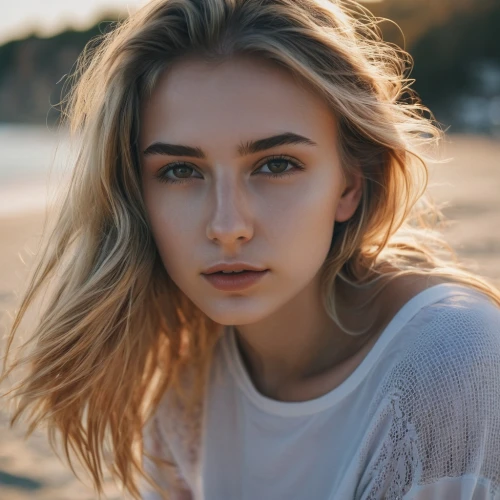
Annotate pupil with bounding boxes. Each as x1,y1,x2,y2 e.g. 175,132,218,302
175,166,191,177
270,160,287,172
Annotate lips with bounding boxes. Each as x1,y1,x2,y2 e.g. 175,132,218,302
202,269,269,291
202,263,268,274
213,270,250,274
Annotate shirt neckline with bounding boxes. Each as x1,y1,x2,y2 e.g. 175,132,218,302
221,283,473,417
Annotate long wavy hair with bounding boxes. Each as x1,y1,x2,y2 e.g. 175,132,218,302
2,0,500,498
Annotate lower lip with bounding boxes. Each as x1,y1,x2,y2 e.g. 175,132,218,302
202,270,269,291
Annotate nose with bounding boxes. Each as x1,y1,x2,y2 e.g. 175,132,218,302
205,175,254,245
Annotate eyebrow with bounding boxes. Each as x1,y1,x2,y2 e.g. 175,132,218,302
142,132,317,158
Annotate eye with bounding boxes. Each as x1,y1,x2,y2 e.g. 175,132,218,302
257,156,305,179
155,155,305,185
155,163,202,184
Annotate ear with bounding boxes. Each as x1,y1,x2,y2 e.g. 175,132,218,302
334,169,363,223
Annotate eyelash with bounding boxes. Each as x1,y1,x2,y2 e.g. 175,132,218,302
154,155,306,185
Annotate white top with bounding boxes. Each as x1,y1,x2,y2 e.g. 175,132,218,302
142,283,500,499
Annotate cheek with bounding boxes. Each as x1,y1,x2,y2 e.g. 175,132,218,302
283,177,338,235
290,196,336,261
267,181,338,271
142,187,189,274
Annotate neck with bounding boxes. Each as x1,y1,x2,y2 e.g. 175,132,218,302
230,276,380,402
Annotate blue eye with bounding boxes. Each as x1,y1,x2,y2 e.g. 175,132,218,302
155,155,305,185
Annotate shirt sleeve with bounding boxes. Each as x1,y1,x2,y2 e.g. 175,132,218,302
356,298,500,500
141,412,194,500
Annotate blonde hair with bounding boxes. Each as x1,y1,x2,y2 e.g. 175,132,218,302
2,0,499,498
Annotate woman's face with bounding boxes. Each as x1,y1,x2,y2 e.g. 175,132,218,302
140,55,361,326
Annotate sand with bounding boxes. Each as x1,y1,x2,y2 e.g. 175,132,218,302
0,134,499,499
0,223,125,497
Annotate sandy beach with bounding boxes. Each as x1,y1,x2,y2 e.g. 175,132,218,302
0,134,499,499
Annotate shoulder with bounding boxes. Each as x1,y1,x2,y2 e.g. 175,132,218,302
381,286,500,400
371,282,500,399
404,287,500,376
388,288,500,469
356,287,500,497
406,288,500,417
363,285,500,455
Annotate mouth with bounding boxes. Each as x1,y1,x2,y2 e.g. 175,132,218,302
205,270,268,275
202,269,270,291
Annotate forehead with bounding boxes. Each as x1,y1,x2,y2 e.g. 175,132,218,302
140,55,337,147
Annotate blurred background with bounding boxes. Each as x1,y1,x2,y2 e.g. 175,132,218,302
0,0,499,498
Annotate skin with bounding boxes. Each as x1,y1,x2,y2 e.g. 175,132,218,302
139,55,443,403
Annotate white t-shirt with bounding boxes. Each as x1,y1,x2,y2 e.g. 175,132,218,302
142,283,500,499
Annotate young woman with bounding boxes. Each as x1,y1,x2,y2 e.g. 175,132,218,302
2,0,500,499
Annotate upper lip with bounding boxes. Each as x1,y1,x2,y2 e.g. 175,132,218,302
202,262,268,274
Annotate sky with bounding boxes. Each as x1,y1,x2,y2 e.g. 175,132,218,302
1,0,383,45
1,0,148,45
